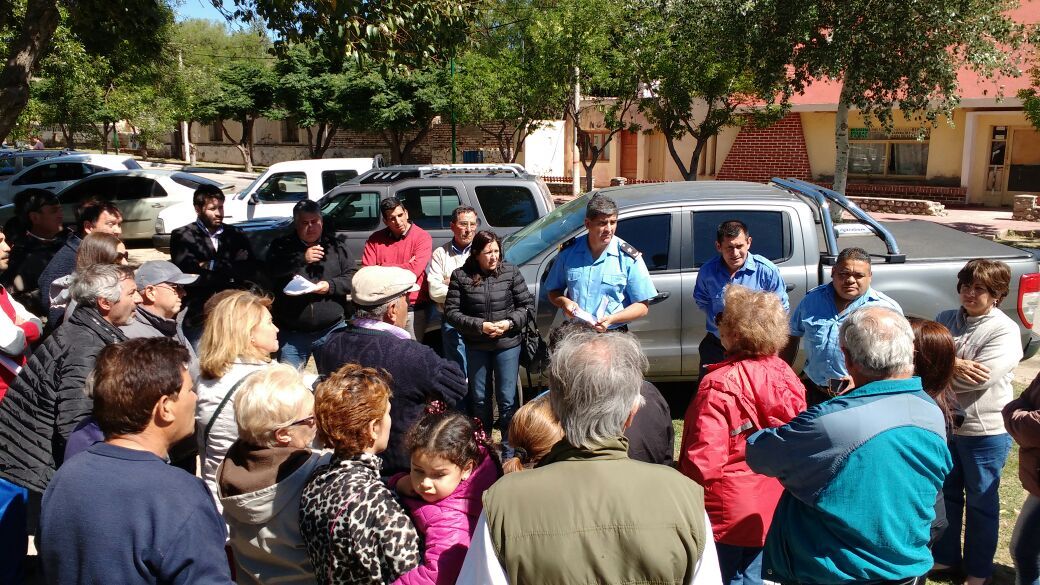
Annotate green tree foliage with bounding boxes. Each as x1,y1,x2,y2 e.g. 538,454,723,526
1022,53,1040,131
274,43,361,158
634,0,795,181
218,0,478,67
196,61,282,171
0,0,175,142
344,66,450,164
452,0,568,162
782,0,1025,195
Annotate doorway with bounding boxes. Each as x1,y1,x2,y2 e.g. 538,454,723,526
1006,127,1040,203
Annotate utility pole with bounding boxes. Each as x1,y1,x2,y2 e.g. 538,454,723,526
572,66,581,196
178,50,191,163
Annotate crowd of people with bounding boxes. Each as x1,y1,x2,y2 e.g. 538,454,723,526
0,185,1034,585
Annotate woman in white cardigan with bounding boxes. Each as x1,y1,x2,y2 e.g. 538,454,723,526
195,290,279,508
933,259,1023,585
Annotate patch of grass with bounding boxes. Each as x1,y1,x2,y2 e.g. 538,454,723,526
672,381,1031,585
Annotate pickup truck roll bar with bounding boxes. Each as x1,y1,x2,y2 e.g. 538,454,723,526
772,177,906,265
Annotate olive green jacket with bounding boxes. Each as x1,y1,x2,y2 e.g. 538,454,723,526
483,437,707,585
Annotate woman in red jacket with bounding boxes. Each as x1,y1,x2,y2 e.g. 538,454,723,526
1004,373,1040,585
680,285,806,585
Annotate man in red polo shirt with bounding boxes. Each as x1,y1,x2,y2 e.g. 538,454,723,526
362,197,433,341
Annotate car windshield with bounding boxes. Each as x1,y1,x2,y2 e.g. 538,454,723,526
503,193,590,266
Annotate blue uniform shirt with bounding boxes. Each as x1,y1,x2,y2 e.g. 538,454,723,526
790,283,903,385
693,252,789,336
544,235,657,327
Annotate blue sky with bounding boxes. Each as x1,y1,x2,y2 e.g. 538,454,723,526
175,0,238,25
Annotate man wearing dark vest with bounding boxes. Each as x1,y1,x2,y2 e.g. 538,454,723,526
457,328,720,585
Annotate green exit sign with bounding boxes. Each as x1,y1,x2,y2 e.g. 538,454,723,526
850,128,869,139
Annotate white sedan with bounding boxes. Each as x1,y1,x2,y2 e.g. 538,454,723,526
0,153,141,205
0,169,232,241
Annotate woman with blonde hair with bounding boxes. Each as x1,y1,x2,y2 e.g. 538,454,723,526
196,290,279,504
217,363,330,585
502,394,563,474
679,285,806,585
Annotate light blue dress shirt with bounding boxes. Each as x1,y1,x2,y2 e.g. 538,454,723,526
544,235,657,327
693,253,789,336
789,283,903,385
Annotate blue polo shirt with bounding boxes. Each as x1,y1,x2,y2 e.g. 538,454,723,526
693,253,789,336
790,283,903,385
544,235,657,326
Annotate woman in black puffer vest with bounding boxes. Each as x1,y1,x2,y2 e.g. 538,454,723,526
445,230,533,454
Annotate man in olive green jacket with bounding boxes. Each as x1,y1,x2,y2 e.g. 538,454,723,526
457,329,720,585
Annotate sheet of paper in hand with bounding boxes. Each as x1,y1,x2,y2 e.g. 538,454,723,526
572,297,609,326
283,274,320,296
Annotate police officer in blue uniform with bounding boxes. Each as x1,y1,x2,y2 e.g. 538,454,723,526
545,195,657,332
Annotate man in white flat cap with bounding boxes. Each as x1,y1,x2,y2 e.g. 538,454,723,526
313,266,467,475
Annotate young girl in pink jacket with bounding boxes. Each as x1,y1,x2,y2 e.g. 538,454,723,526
390,403,501,585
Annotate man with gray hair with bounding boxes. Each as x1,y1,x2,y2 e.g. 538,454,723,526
746,306,952,585
0,263,140,580
458,329,720,585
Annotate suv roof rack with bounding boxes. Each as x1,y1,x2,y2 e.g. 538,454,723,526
357,163,528,185
418,164,526,178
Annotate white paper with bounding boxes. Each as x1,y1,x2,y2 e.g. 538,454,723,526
283,274,320,296
571,297,610,326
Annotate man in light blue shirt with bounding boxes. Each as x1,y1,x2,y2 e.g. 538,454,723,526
545,195,657,332
782,247,902,405
693,220,788,378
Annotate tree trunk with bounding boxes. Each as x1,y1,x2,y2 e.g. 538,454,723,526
59,124,74,149
684,137,707,181
241,118,255,173
187,121,197,165
0,0,60,141
381,130,404,164
401,125,432,164
831,84,852,223
833,92,851,195
663,131,692,180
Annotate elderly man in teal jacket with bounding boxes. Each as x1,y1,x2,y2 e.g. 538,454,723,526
747,306,952,584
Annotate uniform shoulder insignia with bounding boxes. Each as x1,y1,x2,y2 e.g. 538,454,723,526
619,240,641,259
559,237,576,252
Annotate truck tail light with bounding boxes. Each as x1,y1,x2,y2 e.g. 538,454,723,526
1019,273,1040,329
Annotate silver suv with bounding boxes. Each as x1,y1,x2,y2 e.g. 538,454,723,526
239,163,555,264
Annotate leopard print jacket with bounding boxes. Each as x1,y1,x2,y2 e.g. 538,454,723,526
300,453,420,584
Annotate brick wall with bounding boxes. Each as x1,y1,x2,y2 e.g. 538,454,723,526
717,113,812,183
818,182,967,206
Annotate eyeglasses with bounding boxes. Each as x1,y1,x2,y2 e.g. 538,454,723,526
834,270,868,280
958,283,991,297
116,251,130,261
287,415,316,428
155,283,185,295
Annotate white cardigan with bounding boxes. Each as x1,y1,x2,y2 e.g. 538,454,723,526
195,360,268,509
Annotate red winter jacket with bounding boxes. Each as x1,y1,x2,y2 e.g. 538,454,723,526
680,355,806,547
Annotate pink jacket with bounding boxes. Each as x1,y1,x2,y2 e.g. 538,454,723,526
680,355,806,547
391,447,501,585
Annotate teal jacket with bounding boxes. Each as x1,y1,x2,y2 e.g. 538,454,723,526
746,377,952,584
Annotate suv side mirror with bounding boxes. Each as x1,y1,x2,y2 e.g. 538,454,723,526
248,191,259,205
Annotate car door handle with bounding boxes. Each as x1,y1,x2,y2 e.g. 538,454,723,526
786,283,796,292
648,292,671,306
151,203,163,208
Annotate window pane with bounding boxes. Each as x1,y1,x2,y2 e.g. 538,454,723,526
475,185,538,227
396,187,461,230
615,214,670,271
321,170,359,193
888,143,928,176
848,143,886,174
116,177,166,200
693,211,788,267
256,172,308,202
322,191,380,232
